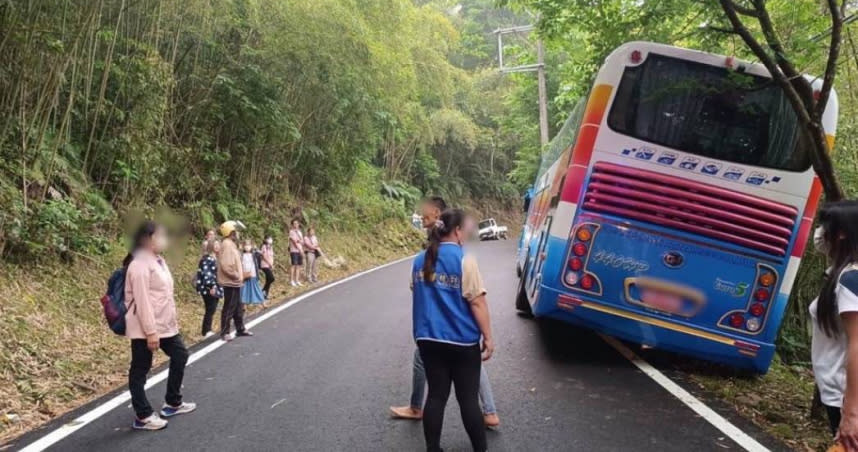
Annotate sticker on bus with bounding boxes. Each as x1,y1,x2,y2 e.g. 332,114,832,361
745,172,767,186
657,152,677,165
678,157,700,170
701,162,721,175
723,167,745,180
634,147,656,160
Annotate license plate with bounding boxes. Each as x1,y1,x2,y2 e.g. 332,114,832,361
640,289,682,313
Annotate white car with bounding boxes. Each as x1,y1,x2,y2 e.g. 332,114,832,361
478,218,508,241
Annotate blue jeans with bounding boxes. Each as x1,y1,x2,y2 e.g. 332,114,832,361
410,347,496,414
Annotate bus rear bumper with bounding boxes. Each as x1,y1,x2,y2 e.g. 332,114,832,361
532,286,775,373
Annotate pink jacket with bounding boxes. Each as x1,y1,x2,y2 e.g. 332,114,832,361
124,250,179,339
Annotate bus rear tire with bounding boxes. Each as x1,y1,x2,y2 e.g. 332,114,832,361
515,267,533,316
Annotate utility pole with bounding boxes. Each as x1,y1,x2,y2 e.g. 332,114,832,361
495,25,550,147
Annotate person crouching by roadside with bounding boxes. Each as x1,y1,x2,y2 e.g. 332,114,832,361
217,221,253,342
260,236,275,299
124,220,196,431
241,239,266,307
289,219,305,287
304,227,322,283
196,240,222,337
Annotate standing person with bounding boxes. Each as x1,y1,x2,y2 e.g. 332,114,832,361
217,221,253,341
201,229,216,256
124,221,196,430
304,227,322,283
412,208,494,452
196,240,222,337
390,197,501,428
240,239,266,306
811,201,858,447
260,236,275,299
289,219,305,287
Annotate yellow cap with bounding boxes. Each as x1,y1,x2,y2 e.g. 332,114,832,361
218,220,245,237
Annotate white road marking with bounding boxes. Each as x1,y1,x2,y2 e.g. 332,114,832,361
19,255,414,452
600,334,770,452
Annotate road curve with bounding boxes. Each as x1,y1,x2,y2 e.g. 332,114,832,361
11,240,785,452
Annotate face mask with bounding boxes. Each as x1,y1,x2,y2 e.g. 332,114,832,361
813,226,828,253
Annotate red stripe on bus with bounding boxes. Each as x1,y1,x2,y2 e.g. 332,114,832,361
792,177,822,257
561,165,588,203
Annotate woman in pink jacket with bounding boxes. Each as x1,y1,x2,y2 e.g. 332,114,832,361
124,221,196,431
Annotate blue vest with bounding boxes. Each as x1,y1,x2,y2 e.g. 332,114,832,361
412,243,481,346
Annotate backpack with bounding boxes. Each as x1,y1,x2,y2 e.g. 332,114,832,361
100,268,133,335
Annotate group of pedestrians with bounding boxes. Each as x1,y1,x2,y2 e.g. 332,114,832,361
120,218,323,431
390,196,497,452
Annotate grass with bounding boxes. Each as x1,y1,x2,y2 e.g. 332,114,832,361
0,219,423,444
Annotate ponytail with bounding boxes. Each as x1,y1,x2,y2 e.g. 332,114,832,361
421,208,467,282
123,220,159,268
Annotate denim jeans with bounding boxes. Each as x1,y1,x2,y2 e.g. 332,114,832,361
409,347,496,415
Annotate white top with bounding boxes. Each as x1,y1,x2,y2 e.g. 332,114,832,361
810,266,858,407
242,253,257,278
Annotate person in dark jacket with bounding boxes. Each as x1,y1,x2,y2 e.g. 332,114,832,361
196,240,222,337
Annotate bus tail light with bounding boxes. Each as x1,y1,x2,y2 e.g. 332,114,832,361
573,243,588,257
565,272,579,286
569,257,583,271
580,275,595,290
754,288,770,302
729,313,745,328
576,228,592,242
759,273,775,287
746,317,761,332
750,303,765,317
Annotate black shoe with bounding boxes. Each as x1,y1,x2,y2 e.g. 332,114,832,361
236,330,254,337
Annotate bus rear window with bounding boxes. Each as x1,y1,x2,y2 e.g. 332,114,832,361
607,54,809,172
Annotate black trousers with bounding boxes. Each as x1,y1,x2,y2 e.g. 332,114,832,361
129,335,188,419
261,267,275,296
418,340,486,452
220,286,246,337
201,294,220,335
825,403,842,436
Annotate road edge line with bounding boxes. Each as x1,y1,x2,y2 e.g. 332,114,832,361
600,334,770,452
18,254,415,452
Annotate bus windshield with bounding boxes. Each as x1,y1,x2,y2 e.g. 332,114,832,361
607,53,809,172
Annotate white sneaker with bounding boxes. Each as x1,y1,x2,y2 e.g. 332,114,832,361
221,333,234,342
297,281,304,287
203,331,215,338
160,402,197,418
290,281,297,287
132,414,168,431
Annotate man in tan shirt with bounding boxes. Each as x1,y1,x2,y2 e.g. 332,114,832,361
217,221,253,341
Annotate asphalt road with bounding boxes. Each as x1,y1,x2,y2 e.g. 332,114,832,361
13,240,785,452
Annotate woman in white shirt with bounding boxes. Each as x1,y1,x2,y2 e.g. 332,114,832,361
811,201,858,448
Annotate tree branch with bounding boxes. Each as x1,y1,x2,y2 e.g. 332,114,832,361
728,0,761,18
816,0,846,118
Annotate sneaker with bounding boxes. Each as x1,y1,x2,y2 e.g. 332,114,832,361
160,402,197,418
297,281,304,287
132,414,168,431
221,333,234,342
290,281,297,287
203,331,215,338
236,330,254,337
389,406,422,420
483,413,500,428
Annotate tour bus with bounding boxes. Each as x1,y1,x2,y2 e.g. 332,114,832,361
515,42,838,373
